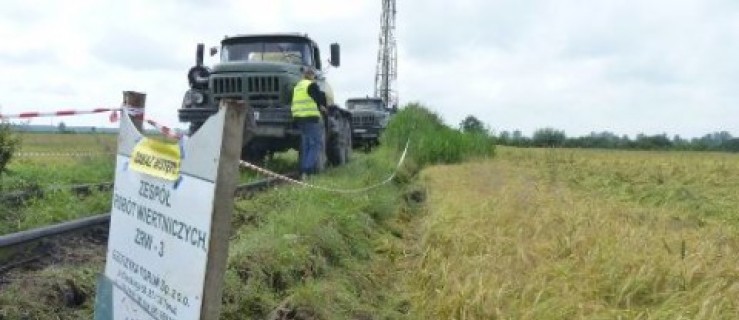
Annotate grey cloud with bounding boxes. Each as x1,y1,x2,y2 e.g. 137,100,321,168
0,3,44,24
399,0,541,60
91,28,188,71
0,49,58,66
605,59,684,85
8,83,77,97
42,84,77,96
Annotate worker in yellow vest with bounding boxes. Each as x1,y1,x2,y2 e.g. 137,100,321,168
292,66,327,178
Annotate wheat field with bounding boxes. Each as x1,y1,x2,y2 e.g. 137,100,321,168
406,147,739,319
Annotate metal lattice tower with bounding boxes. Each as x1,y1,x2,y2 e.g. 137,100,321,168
374,0,398,108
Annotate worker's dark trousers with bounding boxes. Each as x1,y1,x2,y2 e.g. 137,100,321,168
298,121,323,174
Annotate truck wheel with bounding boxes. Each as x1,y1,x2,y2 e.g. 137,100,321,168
317,128,327,172
327,117,351,166
342,119,352,163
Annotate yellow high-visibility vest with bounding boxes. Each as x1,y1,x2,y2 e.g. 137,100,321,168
291,79,320,118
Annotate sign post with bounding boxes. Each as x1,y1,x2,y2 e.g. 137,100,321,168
122,91,146,131
95,99,246,320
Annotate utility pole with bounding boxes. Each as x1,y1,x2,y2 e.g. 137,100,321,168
374,0,398,109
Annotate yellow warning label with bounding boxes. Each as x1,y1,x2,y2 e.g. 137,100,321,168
129,138,181,181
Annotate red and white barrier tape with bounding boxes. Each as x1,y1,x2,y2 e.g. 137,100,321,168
0,106,143,120
13,151,114,158
107,109,184,140
145,119,185,140
1,106,183,140
239,139,410,194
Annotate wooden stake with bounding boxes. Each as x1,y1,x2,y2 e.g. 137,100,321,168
200,99,246,319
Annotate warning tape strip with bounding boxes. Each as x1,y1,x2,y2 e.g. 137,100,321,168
1,106,184,140
239,139,410,194
109,110,185,140
13,151,114,158
145,119,185,140
0,106,143,120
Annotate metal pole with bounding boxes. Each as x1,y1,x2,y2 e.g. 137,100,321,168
0,213,110,248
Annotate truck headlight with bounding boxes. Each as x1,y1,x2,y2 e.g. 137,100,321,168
191,91,205,104
183,90,205,107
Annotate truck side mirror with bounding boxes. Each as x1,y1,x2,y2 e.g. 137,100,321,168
209,46,219,57
196,43,204,66
329,43,340,67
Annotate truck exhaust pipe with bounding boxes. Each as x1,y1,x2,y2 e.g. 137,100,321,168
196,43,204,66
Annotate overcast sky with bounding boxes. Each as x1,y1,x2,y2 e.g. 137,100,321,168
1,0,737,138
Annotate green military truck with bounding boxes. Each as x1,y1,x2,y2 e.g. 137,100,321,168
178,33,353,168
346,97,393,149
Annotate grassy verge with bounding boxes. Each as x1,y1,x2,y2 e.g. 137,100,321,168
221,147,418,319
406,148,739,319
0,149,416,319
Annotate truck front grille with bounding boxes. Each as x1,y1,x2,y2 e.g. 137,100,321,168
212,76,243,96
212,76,282,105
247,76,280,93
352,115,376,127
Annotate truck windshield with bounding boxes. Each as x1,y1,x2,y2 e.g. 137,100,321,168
221,40,313,66
347,100,384,111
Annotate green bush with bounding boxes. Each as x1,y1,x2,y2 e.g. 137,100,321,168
0,122,19,176
382,103,495,167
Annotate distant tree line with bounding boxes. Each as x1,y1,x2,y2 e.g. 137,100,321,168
459,115,739,152
497,129,739,152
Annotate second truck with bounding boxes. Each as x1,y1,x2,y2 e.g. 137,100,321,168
178,33,353,169
346,97,394,150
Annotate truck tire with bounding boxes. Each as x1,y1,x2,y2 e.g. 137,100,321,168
342,118,352,163
327,116,351,166
317,128,327,172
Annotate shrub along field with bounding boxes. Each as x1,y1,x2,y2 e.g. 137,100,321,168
407,147,739,319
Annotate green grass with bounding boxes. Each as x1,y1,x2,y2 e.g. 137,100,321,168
0,133,118,234
0,133,297,235
1,133,117,191
221,148,414,319
0,189,112,235
0,149,417,320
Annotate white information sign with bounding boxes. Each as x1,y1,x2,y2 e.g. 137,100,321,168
96,101,243,320
101,154,215,320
